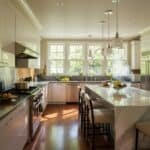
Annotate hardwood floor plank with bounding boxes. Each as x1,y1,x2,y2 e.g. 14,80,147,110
25,104,113,150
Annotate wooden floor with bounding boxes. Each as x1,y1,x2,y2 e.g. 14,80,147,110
25,104,113,150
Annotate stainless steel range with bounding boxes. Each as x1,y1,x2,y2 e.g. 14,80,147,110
29,88,43,140
10,86,43,141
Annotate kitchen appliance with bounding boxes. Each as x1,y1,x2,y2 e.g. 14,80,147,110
15,42,39,68
29,87,43,140
15,42,39,59
14,82,30,90
9,86,43,140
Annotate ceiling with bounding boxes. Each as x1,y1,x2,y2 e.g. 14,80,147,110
26,0,150,39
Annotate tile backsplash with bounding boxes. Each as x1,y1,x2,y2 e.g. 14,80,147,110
15,68,35,81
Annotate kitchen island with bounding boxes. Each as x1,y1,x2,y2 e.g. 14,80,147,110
85,84,150,150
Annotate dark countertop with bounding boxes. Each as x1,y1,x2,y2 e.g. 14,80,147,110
0,95,30,120
0,82,49,121
0,81,49,121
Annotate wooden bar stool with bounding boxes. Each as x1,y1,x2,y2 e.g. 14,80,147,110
135,121,150,150
84,93,114,150
79,89,107,137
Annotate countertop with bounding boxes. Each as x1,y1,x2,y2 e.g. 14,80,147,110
0,95,30,120
29,81,49,87
36,81,107,84
85,84,150,107
0,81,49,120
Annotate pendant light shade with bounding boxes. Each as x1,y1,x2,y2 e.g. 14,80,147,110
104,9,113,55
112,0,123,49
99,20,106,56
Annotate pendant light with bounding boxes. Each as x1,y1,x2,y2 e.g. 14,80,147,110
112,0,123,49
104,9,113,55
99,21,108,75
99,20,106,56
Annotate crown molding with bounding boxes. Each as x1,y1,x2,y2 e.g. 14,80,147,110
10,0,42,31
139,26,150,35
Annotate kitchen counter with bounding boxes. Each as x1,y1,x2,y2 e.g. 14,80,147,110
85,84,150,150
0,82,49,120
0,95,30,120
29,81,49,87
48,80,104,83
85,85,150,107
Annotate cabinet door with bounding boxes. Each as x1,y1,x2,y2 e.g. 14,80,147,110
41,85,48,111
48,83,67,103
67,83,79,102
48,83,52,102
0,100,29,150
52,83,67,102
2,51,15,67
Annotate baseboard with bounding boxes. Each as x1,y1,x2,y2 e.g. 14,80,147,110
66,102,79,105
47,102,78,105
47,102,66,105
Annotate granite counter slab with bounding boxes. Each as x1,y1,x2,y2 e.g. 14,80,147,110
0,95,30,120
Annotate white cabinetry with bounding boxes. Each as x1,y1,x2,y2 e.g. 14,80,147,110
41,84,48,112
48,82,81,103
0,100,29,150
131,40,140,70
48,83,67,104
66,83,79,102
2,51,15,67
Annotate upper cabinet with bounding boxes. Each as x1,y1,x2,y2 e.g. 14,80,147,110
141,31,150,75
0,0,41,68
0,0,15,67
15,2,41,69
131,40,140,70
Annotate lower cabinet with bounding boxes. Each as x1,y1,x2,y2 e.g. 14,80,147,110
41,84,48,112
0,100,29,150
48,82,80,103
66,83,80,102
48,83,67,104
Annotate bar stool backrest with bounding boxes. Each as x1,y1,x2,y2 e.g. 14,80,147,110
84,93,95,125
79,88,86,113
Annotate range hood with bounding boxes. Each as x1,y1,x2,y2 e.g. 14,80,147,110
15,42,39,59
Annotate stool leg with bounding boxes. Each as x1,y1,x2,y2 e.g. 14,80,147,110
135,129,139,150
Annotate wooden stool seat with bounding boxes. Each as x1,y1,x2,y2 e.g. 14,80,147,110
135,121,150,150
136,122,150,137
89,109,113,124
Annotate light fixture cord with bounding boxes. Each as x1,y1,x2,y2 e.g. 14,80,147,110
107,13,110,45
116,0,119,34
101,22,104,40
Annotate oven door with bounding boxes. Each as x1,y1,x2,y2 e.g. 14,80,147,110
30,92,43,140
32,101,41,137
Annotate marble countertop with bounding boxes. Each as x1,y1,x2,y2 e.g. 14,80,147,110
29,81,49,87
85,84,150,107
42,81,105,84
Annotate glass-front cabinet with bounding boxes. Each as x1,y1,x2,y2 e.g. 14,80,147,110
141,51,150,75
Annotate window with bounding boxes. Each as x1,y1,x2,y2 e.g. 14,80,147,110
87,45,103,75
68,44,84,75
46,41,129,76
107,45,129,76
47,43,64,74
